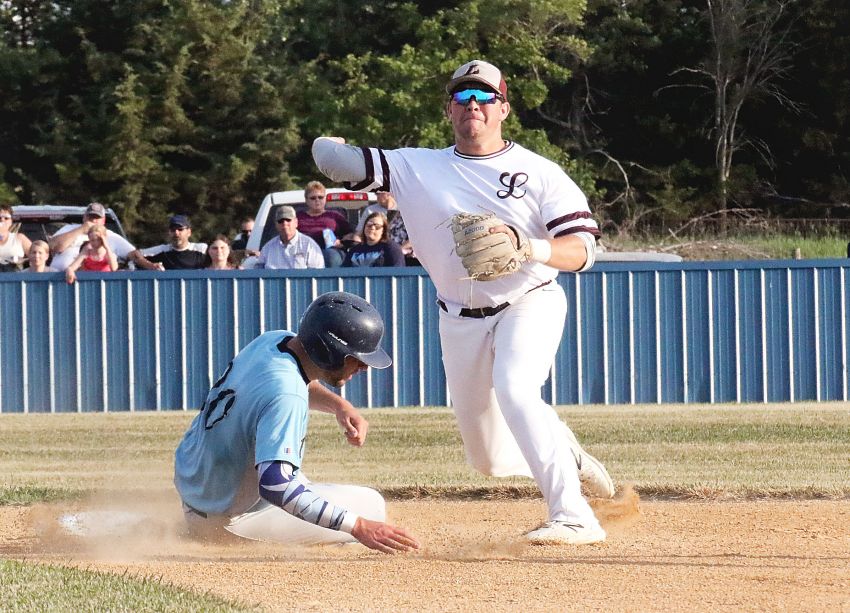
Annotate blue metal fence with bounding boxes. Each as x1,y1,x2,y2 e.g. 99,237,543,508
1,260,847,412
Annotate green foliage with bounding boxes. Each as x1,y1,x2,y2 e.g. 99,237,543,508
0,0,848,242
0,559,252,612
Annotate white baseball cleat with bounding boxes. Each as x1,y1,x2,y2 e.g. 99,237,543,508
525,521,607,545
564,430,616,499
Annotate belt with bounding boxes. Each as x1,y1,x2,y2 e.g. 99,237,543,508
437,280,553,319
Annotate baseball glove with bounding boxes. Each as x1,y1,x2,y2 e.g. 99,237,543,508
451,212,532,281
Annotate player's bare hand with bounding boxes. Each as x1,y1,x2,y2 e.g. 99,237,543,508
325,136,346,144
351,517,420,554
336,405,369,446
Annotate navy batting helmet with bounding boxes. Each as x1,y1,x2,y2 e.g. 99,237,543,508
298,292,392,371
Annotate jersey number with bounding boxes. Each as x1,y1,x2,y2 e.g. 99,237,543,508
202,361,236,429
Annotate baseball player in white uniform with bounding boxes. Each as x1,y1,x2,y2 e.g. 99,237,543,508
174,291,419,553
312,60,615,545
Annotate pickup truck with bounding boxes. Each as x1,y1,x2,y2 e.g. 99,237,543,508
11,204,128,243
241,189,377,268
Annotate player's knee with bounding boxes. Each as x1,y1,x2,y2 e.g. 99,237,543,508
493,380,537,410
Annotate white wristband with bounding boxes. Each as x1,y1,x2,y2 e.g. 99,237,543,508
340,512,359,534
529,238,552,264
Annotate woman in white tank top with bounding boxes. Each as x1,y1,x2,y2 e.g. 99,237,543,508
0,204,32,271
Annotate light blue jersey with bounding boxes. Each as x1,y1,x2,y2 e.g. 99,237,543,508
174,331,309,514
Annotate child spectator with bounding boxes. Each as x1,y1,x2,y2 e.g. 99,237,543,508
50,202,160,271
24,240,57,272
65,225,118,283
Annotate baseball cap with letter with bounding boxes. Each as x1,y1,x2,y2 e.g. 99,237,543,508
446,60,508,99
85,202,106,218
275,206,297,222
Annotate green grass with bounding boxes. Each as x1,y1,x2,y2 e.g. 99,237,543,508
0,559,254,612
608,234,847,260
738,235,846,259
1,404,847,502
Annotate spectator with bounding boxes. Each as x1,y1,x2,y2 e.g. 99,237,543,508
296,181,352,267
65,225,119,284
0,204,32,272
389,211,419,266
342,212,406,268
256,205,324,270
353,191,398,237
142,215,207,270
205,234,236,270
354,191,418,265
49,202,160,271
231,216,254,251
24,240,57,272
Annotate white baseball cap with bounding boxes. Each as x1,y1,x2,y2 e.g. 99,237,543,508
445,60,508,99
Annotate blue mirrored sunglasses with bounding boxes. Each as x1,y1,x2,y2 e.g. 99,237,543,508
451,88,504,105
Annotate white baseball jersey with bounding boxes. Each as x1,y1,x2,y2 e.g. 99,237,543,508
313,136,609,528
347,142,600,308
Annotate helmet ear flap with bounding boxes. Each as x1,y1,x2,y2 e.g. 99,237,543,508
309,335,341,371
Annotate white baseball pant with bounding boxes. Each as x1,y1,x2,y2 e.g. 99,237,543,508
439,282,599,526
184,477,386,545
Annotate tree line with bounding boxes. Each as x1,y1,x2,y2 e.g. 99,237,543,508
1,0,847,244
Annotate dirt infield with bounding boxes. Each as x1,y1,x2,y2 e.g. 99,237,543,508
1,490,848,612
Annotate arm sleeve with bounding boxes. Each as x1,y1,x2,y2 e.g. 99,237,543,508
573,231,597,272
258,461,358,533
312,137,369,184
142,244,168,257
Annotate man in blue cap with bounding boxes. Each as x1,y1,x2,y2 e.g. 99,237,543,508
142,214,208,270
